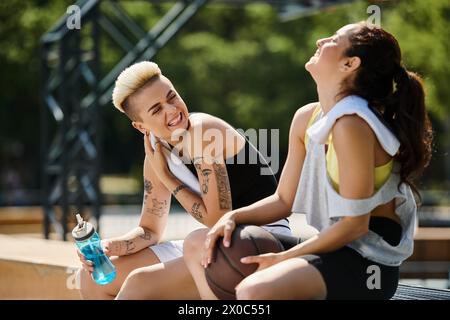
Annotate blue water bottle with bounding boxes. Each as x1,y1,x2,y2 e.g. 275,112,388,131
72,214,117,285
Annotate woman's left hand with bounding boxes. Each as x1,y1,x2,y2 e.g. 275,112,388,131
143,133,171,182
240,252,285,272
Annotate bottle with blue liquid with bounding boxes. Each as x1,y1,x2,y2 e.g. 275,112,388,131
72,214,116,285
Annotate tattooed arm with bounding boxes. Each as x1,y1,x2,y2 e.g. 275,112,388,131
104,155,171,256
162,160,231,228
161,125,233,227
161,174,208,225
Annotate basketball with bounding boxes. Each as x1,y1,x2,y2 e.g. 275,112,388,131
204,224,284,300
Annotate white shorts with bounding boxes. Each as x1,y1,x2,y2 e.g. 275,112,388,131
261,220,292,236
148,223,291,263
149,240,184,263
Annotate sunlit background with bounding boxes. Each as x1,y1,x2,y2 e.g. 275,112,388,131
0,0,449,298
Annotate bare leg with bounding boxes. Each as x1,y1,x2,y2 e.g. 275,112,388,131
116,257,200,300
183,228,218,300
77,248,160,300
235,257,327,300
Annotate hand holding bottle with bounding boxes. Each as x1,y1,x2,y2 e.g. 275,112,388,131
72,214,117,285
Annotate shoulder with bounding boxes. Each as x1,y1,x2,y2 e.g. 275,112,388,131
189,112,228,132
333,114,374,140
332,114,375,152
187,112,231,159
291,102,320,142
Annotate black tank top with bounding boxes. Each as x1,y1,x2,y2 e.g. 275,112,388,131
186,138,278,210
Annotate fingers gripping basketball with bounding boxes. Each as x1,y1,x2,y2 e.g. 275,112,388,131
204,225,284,300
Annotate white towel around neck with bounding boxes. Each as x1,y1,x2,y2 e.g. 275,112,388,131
150,133,201,196
306,95,400,156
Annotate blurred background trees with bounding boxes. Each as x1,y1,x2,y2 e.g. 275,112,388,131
1,0,449,205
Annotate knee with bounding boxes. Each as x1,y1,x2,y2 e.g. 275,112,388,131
236,279,265,300
117,269,147,300
183,228,208,258
236,284,262,300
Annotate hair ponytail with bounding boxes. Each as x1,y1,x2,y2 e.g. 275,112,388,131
388,67,433,199
342,23,433,200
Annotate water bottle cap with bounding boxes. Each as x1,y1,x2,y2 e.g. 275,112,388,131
71,214,95,241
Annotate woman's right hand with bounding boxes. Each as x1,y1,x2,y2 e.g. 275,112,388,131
76,249,94,274
202,212,237,268
76,239,113,274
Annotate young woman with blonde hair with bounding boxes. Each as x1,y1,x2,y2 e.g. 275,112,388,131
76,61,291,299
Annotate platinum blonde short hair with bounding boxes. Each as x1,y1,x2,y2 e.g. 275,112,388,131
112,61,162,114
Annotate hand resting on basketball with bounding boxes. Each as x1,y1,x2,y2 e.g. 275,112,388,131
202,212,286,271
240,252,284,272
202,211,237,268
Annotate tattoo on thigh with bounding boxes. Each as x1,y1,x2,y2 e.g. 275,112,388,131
144,179,153,194
191,202,203,223
146,199,167,217
213,162,232,210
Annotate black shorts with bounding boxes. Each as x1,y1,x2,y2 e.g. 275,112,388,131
270,216,402,300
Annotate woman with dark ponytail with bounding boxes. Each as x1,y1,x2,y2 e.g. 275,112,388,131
183,21,433,300
342,25,433,197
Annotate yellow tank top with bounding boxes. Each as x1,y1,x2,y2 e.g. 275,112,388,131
305,105,393,191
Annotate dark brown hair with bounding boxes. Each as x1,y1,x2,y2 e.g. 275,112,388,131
341,22,433,199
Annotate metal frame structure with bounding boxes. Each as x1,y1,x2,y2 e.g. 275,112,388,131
40,0,208,240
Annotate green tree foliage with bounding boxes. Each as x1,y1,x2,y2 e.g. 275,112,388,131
0,0,72,191
1,0,448,201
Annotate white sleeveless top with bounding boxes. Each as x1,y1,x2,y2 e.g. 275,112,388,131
292,96,417,266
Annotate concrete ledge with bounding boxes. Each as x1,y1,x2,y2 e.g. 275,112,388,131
0,235,81,299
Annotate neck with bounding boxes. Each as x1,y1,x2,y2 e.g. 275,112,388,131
317,85,342,114
163,119,192,147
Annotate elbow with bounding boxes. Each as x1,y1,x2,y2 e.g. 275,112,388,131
275,192,292,219
341,217,370,242
139,225,161,243
352,224,369,241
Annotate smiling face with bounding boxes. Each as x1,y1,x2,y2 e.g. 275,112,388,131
129,75,189,140
305,24,361,85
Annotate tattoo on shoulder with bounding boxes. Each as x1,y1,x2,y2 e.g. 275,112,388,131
190,202,203,223
213,162,232,210
144,179,153,194
146,199,168,217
